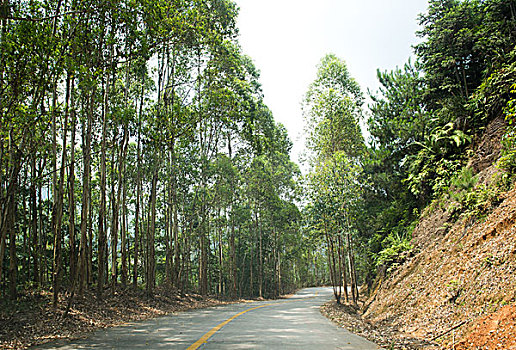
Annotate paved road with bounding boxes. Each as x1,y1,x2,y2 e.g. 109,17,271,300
38,287,379,349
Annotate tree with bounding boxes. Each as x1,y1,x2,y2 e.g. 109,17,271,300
303,54,365,304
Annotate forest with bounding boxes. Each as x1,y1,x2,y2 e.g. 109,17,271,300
0,0,315,305
1,0,516,333
301,0,516,305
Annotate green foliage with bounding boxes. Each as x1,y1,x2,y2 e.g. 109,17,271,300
304,54,365,163
0,0,317,301
376,231,413,269
449,166,478,202
403,122,469,199
461,183,504,220
416,0,516,127
446,170,506,223
498,83,516,173
350,0,516,283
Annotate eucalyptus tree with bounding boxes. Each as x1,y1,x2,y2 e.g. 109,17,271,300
0,0,316,304
303,54,365,304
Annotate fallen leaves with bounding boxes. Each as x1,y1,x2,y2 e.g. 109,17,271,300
320,301,438,350
0,286,232,349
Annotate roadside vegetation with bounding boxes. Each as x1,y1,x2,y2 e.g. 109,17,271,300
302,0,516,305
1,0,319,346
2,0,516,348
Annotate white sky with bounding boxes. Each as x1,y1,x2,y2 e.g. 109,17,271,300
234,0,429,166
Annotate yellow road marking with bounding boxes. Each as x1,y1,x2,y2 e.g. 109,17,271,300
186,291,320,350
186,303,273,350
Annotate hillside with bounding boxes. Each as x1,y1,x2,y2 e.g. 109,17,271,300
361,116,516,348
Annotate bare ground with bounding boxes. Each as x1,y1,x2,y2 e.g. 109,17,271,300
0,286,234,349
321,116,516,349
358,117,516,349
320,300,438,350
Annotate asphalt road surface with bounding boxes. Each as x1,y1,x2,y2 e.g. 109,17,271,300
38,287,380,349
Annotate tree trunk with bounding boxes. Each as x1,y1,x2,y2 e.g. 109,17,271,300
111,122,127,293
133,77,143,289
325,219,340,304
37,160,44,285
218,208,223,296
30,157,39,285
52,76,69,307
338,234,348,303
1,129,21,299
146,163,159,297
165,152,172,287
1,154,21,299
229,211,237,299
249,222,253,297
78,87,94,295
254,209,262,299
8,189,17,300
199,207,208,295
109,139,116,292
171,142,180,290
97,78,109,298
68,79,77,289
120,126,129,287
22,187,28,285
346,232,357,304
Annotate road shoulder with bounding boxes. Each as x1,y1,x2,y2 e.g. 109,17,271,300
320,300,438,349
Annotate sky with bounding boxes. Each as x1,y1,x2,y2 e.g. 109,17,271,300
234,0,429,166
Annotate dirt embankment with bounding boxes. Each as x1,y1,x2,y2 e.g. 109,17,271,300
362,116,516,349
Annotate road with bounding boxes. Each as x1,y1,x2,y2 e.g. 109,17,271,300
38,287,379,349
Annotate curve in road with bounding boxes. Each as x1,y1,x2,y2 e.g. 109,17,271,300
37,287,380,349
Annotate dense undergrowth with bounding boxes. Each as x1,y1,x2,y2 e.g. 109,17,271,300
361,0,516,281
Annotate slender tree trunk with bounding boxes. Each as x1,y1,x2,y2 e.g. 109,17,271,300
121,163,128,287
165,153,172,287
346,232,357,304
2,127,22,299
249,219,253,297
184,216,193,292
37,160,44,285
133,78,143,288
254,209,262,299
119,125,129,288
8,188,16,300
52,76,70,307
78,87,94,295
146,162,159,297
229,211,237,299
338,234,348,303
1,157,21,299
110,123,127,293
22,188,28,285
87,208,93,286
325,220,340,304
30,156,39,285
217,208,223,296
68,79,77,289
171,141,181,289
109,140,116,291
347,232,359,302
228,134,236,299
199,206,208,295
97,79,109,298
277,250,282,296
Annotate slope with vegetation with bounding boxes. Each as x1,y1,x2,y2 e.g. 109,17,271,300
302,0,516,348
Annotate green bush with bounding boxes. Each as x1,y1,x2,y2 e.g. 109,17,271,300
498,83,516,173
376,230,413,269
449,167,478,203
